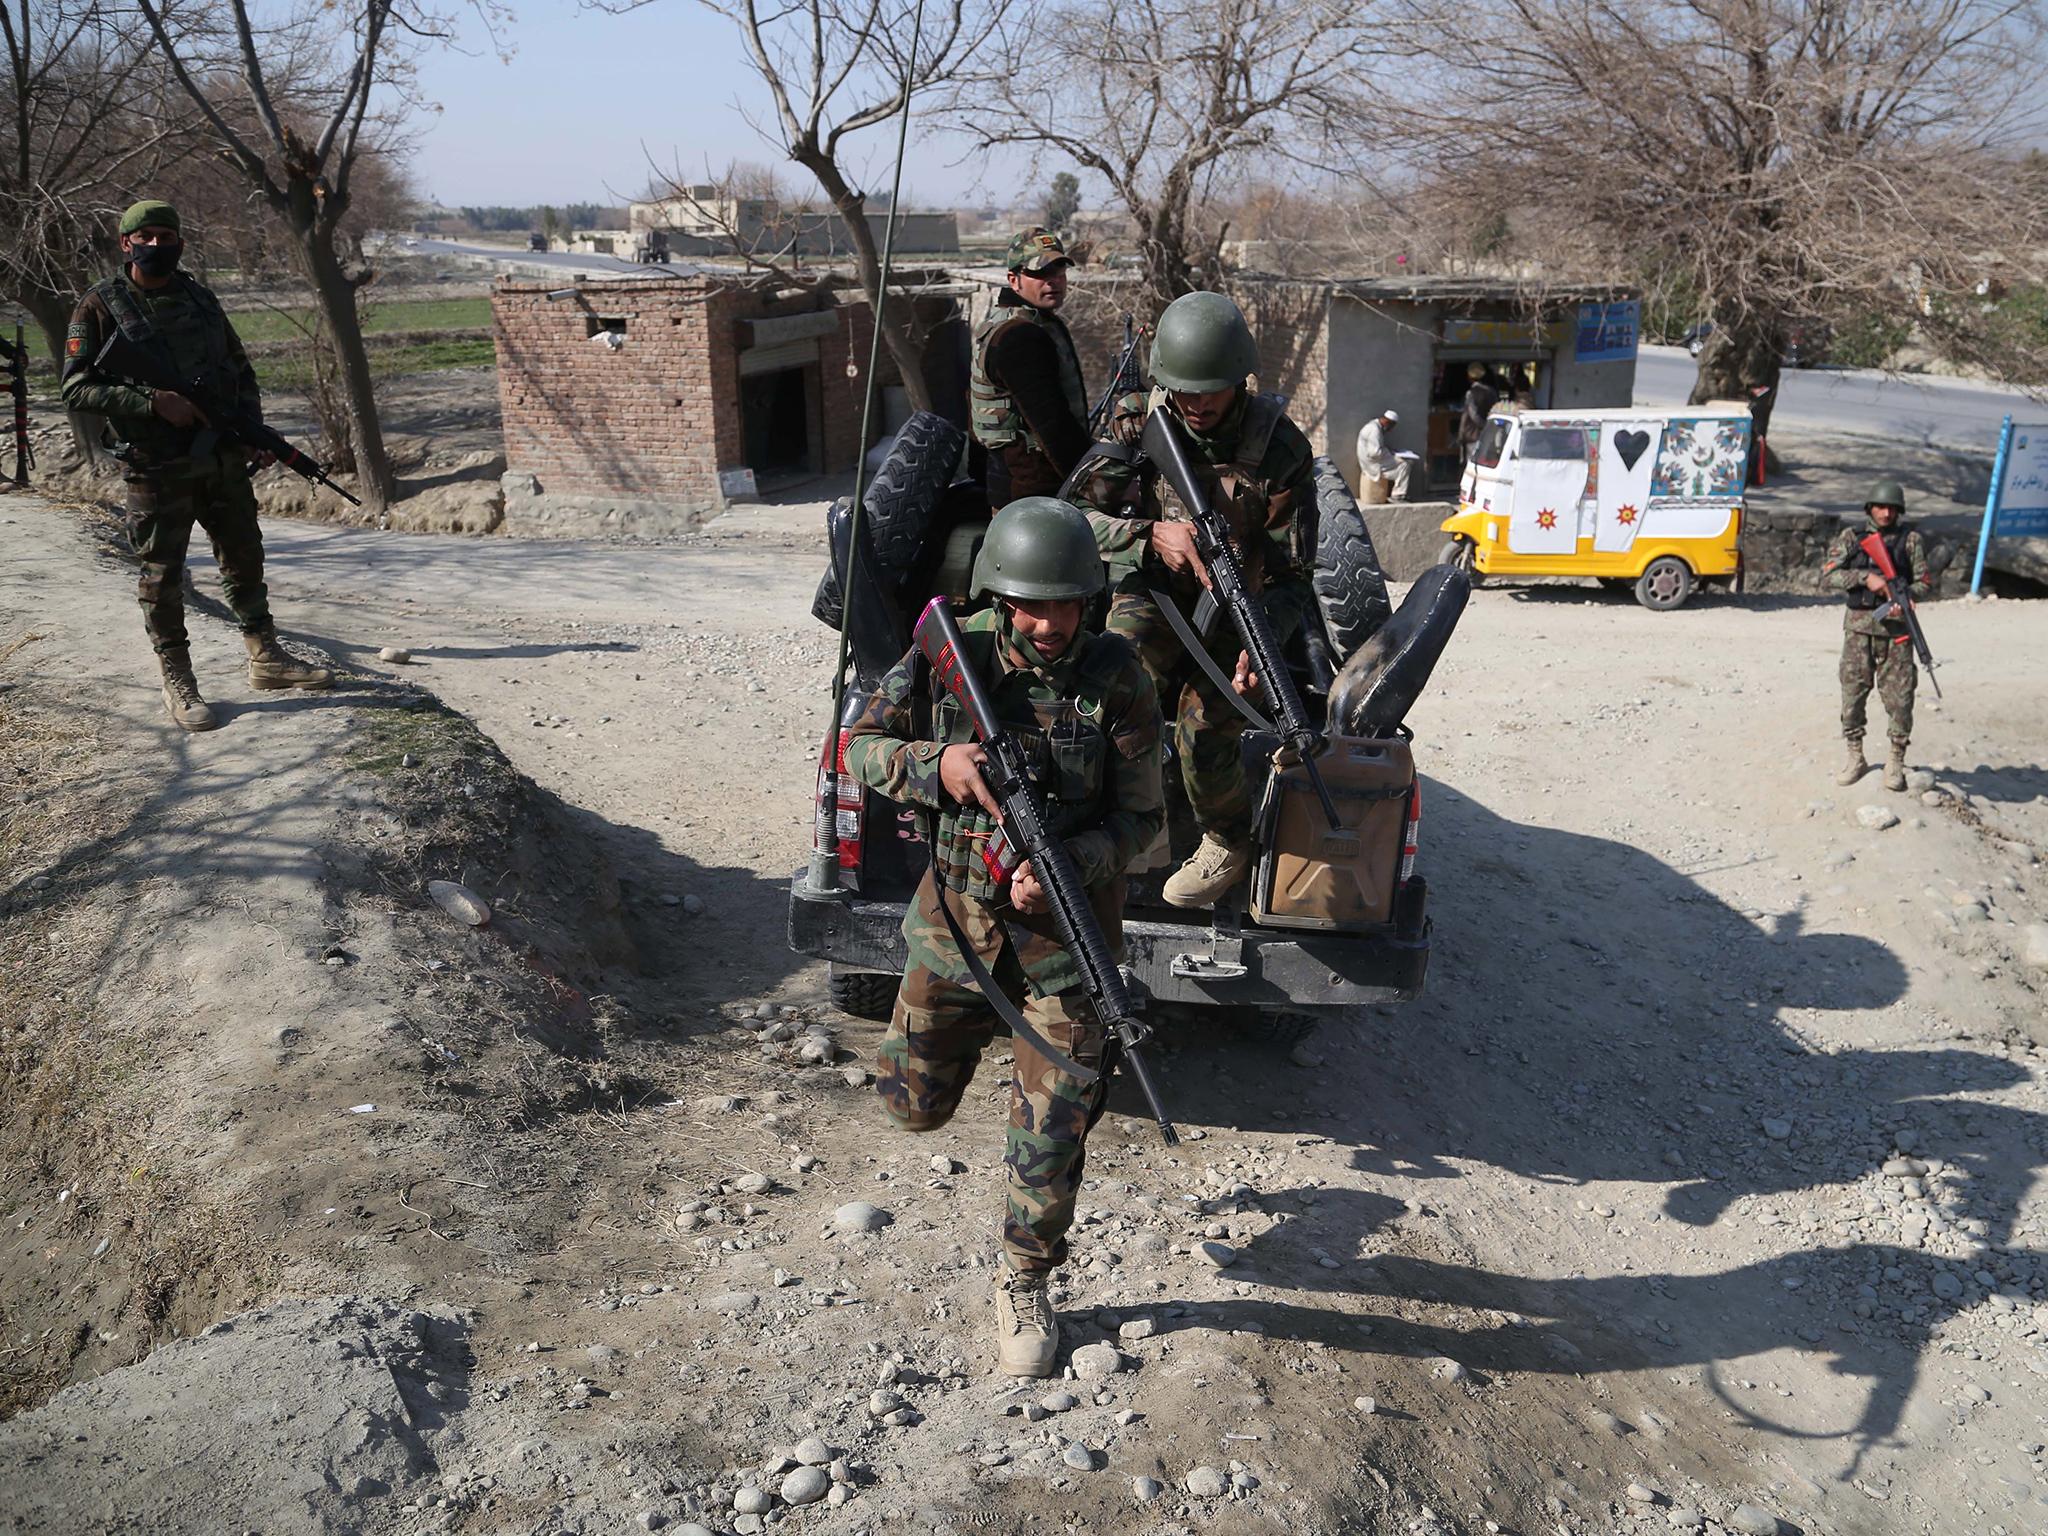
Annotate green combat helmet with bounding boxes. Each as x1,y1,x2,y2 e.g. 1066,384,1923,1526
973,497,1105,600
1866,479,1907,511
1149,291,1259,393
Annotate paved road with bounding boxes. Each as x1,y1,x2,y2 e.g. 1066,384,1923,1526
1634,344,2035,452
389,235,713,280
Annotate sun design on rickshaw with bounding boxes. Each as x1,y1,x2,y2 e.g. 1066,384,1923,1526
1616,504,1640,525
1535,507,1558,529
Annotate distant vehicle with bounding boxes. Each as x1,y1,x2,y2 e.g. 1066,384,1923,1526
527,232,547,252
1682,319,1715,357
1441,406,1755,610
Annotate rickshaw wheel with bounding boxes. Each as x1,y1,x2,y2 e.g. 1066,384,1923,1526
1635,556,1695,611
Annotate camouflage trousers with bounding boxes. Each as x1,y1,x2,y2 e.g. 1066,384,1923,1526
876,871,1119,1274
1839,628,1915,746
1107,573,1309,844
124,460,271,655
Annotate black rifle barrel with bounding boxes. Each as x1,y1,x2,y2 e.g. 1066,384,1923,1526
1140,408,1340,827
91,332,362,507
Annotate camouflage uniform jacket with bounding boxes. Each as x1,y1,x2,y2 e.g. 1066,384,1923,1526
1072,389,1316,601
60,272,258,470
842,607,1164,994
1822,517,1931,638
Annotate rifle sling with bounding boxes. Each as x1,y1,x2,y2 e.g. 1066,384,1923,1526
1146,585,1277,734
926,839,1102,1087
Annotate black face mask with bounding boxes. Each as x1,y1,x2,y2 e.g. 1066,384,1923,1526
129,241,182,279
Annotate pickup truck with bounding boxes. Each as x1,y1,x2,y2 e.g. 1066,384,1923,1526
788,413,1465,1045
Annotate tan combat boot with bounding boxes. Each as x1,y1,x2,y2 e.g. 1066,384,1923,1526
1883,740,1909,793
1834,740,1868,787
244,626,334,690
1162,831,1252,910
158,648,218,732
994,1266,1059,1378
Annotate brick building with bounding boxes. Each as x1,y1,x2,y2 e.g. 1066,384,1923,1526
491,274,967,537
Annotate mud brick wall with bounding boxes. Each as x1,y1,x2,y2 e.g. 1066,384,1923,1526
494,277,728,505
492,277,887,513
1231,279,1332,451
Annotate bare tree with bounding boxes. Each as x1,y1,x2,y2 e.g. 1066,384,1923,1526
0,0,199,458
667,0,1005,413
1404,0,2048,402
950,1,1391,314
131,0,482,509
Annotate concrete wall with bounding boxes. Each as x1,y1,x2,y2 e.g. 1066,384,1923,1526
1326,294,1437,486
1549,327,1638,410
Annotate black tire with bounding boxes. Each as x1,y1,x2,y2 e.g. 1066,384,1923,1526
1311,456,1393,666
1438,536,1481,585
1634,556,1695,611
811,410,966,627
828,968,898,1021
1249,1011,1319,1049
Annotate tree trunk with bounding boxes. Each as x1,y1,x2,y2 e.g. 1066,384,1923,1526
1691,318,1785,474
298,227,396,509
17,285,113,471
800,153,934,415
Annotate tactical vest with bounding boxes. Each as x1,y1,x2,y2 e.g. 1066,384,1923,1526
1149,389,1291,584
921,610,1124,902
1841,522,1910,610
91,274,237,391
970,301,1087,453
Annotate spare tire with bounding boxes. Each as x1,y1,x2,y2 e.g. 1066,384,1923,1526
1309,456,1393,665
1327,562,1471,738
811,410,967,627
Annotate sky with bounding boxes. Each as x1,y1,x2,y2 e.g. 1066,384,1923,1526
407,0,1023,210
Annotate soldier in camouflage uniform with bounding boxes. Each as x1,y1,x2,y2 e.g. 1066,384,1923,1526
1821,480,1932,791
1069,290,1316,908
842,497,1163,1377
61,199,332,732
969,228,1091,504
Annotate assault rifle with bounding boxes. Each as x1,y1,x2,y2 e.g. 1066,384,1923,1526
913,596,1179,1146
91,331,361,507
3,325,28,486
1086,313,1144,439
1860,531,1942,699
1140,407,1340,827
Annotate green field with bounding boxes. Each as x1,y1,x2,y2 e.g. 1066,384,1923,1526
252,335,496,392
227,296,491,344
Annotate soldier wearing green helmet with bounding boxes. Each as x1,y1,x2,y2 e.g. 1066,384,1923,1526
1070,288,1317,907
1821,478,1933,790
62,197,332,732
841,495,1163,1378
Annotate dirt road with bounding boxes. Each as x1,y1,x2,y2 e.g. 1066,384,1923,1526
4,489,2048,1536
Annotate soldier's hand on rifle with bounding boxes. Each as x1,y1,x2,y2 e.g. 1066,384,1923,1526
1148,520,1211,588
1863,572,1889,593
1009,858,1049,915
247,449,277,469
150,389,209,430
939,743,1004,820
1231,650,1260,701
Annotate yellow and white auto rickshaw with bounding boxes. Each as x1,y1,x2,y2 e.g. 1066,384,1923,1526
1438,407,1753,610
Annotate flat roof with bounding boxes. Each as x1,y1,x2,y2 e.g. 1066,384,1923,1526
1234,273,1639,304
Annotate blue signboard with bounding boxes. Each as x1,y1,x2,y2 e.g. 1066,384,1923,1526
1574,300,1640,364
1971,416,2048,592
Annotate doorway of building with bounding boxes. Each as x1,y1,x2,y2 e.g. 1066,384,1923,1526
741,366,814,489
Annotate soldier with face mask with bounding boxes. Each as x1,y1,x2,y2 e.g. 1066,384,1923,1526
1821,480,1933,791
61,199,332,731
1069,290,1317,909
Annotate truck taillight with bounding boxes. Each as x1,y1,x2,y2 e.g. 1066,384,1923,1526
815,729,862,870
1398,782,1421,885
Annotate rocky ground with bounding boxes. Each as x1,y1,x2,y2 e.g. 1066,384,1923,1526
0,456,2046,1536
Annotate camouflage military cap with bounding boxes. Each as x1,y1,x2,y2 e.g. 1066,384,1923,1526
1007,227,1074,274
119,199,180,236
